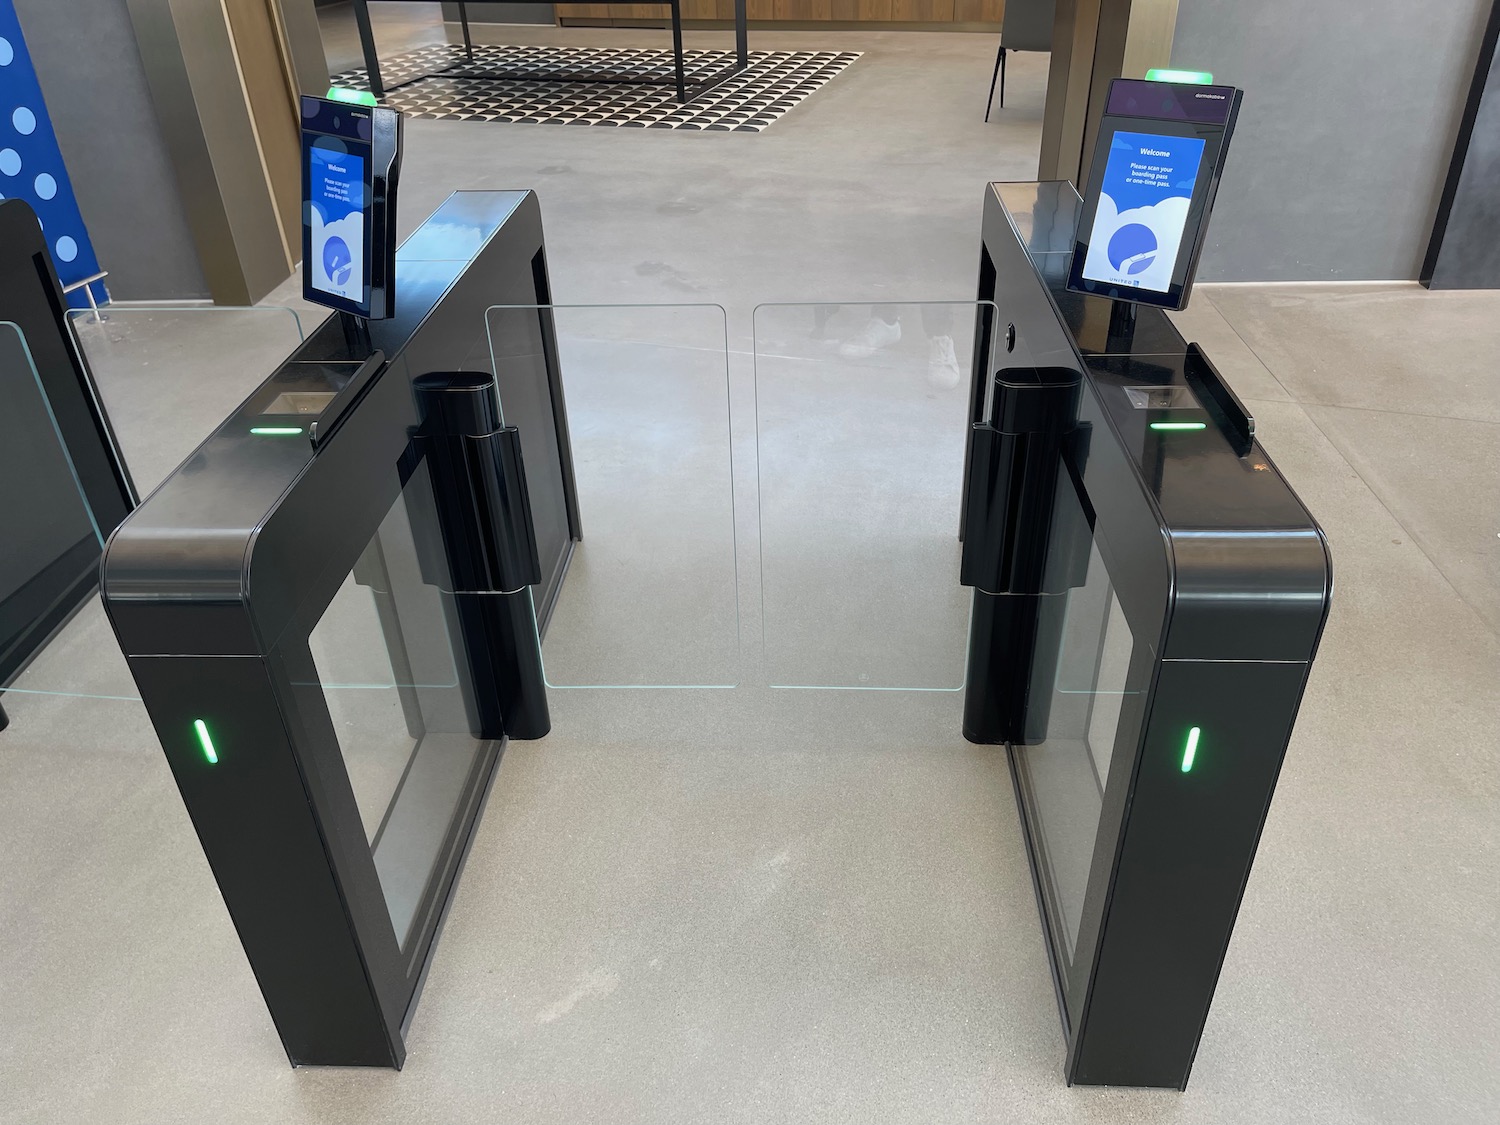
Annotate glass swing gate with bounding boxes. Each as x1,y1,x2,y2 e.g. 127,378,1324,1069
480,300,988,694
492,284,1329,1092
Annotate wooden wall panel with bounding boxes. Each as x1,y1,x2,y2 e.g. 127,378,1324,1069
893,0,956,19
564,3,672,19
954,0,1005,20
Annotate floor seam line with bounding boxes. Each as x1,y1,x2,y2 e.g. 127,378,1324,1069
1280,403,1500,646
1201,289,1297,402
1290,400,1500,427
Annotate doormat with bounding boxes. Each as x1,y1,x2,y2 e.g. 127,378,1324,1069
329,43,860,131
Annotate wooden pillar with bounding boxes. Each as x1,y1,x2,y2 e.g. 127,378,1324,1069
125,0,328,305
1039,0,1178,189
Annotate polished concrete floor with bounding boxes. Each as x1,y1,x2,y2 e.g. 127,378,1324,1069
1,7,1498,1125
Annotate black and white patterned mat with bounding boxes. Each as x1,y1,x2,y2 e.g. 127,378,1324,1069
330,43,860,131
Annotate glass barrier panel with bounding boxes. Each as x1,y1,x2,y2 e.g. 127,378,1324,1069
68,305,307,496
754,301,994,690
486,303,738,689
0,321,142,727
1008,454,1152,1015
291,449,486,951
0,320,102,552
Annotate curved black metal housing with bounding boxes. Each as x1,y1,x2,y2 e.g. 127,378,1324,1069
101,191,578,1067
966,180,1333,1089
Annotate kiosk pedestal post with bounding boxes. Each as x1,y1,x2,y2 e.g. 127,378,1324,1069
1106,298,1137,348
340,311,373,355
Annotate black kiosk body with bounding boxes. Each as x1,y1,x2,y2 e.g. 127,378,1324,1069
964,176,1332,1087
101,190,579,1067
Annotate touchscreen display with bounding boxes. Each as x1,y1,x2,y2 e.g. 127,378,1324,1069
307,140,368,305
1080,130,1206,295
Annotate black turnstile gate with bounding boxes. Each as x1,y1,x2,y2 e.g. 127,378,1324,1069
101,191,578,1067
963,181,1332,1087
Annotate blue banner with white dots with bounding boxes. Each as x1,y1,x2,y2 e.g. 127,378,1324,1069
0,2,105,307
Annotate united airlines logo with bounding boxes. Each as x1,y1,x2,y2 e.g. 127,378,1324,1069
1107,223,1158,275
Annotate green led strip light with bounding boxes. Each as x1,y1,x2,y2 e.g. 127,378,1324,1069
193,719,219,765
1180,727,1201,773
1150,421,1207,431
327,86,379,107
250,426,303,436
1145,68,1214,85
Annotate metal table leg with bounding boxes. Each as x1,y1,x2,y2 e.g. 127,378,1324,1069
457,1,475,63
353,0,385,99
671,0,687,104
985,43,1006,122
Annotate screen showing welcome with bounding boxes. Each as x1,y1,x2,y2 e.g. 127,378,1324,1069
307,141,367,304
1082,131,1206,294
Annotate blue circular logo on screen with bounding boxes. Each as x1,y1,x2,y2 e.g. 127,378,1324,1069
1107,223,1158,275
323,236,353,287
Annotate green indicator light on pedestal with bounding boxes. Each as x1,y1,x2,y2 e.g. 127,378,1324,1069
1150,421,1207,431
193,719,219,765
1180,726,1201,773
250,426,303,436
1146,68,1215,85
326,86,379,107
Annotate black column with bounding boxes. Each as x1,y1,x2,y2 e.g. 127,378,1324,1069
1422,0,1500,289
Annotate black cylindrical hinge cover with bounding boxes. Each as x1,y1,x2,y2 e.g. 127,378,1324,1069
412,372,550,741
960,368,1078,594
413,372,542,593
413,370,501,437
476,427,542,592
453,591,550,741
964,591,1039,744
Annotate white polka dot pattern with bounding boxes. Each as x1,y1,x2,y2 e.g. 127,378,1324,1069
0,6,105,302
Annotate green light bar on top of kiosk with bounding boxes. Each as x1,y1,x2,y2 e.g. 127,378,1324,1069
1150,421,1207,431
1145,68,1215,85
326,86,379,107
250,426,304,436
